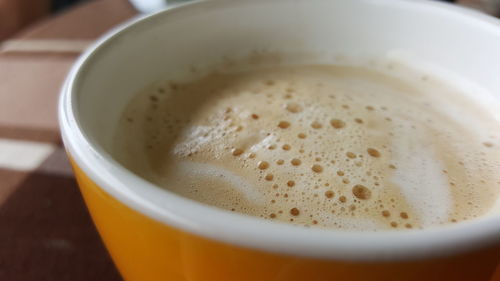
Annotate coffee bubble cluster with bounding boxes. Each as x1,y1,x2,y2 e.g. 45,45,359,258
115,64,500,231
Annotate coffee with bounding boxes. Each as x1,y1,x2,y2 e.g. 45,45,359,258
113,63,500,231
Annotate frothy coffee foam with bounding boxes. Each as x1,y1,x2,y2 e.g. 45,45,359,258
114,63,500,231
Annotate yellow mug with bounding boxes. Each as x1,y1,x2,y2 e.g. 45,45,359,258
59,0,500,280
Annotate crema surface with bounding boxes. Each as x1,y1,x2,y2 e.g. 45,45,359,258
114,64,500,231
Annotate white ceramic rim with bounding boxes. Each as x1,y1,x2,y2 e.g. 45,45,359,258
59,0,500,261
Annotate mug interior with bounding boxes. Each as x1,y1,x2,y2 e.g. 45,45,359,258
61,0,500,260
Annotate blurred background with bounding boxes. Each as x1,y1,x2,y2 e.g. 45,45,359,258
0,0,498,281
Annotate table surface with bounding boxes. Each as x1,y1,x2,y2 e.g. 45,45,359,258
0,1,136,280
0,1,498,281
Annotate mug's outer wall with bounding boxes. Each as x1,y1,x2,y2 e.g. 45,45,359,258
70,159,500,281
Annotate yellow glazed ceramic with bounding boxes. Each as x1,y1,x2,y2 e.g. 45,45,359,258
60,1,500,280
71,161,500,281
